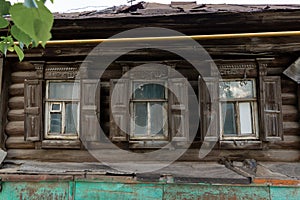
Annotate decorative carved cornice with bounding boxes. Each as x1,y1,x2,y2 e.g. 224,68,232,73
218,63,256,76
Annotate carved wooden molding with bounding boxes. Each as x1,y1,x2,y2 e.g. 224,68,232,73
129,68,168,79
44,63,80,79
218,63,256,76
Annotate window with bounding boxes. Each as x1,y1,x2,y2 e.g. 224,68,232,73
219,79,258,139
199,61,283,144
130,82,168,140
110,76,189,146
45,81,80,139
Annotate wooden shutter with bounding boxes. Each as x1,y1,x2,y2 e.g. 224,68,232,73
199,76,219,141
169,78,189,142
80,79,100,142
110,79,129,141
24,79,42,141
260,76,283,141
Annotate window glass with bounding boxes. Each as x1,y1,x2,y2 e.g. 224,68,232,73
50,113,62,133
219,80,254,99
65,103,78,133
150,103,164,135
239,102,253,135
49,82,79,99
221,103,237,135
133,83,165,99
134,102,148,135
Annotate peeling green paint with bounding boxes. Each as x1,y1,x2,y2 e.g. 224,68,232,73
0,180,299,200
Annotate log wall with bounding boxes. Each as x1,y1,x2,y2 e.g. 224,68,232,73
3,55,300,162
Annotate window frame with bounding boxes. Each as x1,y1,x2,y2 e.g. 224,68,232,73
219,78,259,140
129,80,169,141
44,80,80,140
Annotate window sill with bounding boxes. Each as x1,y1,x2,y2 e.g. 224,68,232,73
42,139,81,149
219,140,262,150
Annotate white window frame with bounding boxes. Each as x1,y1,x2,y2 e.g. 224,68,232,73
219,79,259,140
45,80,80,139
130,80,169,140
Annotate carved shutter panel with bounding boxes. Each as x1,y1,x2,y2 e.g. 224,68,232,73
80,79,100,142
169,78,189,142
24,79,42,141
110,79,129,141
260,76,283,141
199,76,219,141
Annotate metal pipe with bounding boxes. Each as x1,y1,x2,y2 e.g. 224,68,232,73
42,30,300,45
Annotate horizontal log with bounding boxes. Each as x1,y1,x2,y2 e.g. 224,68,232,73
9,83,24,96
11,71,37,83
283,122,300,136
267,67,284,75
8,97,24,109
7,109,24,121
6,148,300,162
281,79,297,93
180,149,300,162
268,135,300,150
12,61,35,71
282,105,299,122
6,136,35,149
282,93,297,105
7,149,97,162
5,121,24,136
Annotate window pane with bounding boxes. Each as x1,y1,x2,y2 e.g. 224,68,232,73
239,102,253,135
150,103,164,135
221,103,237,135
49,82,79,99
134,103,148,135
65,103,78,134
51,103,61,112
50,113,62,133
133,83,165,99
219,80,254,99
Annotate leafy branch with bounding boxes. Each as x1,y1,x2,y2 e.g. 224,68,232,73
0,0,54,61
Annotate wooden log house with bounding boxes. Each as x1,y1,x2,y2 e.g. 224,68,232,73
0,2,300,165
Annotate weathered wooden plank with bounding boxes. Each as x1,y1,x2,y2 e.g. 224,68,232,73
8,96,24,109
9,83,24,96
8,109,24,121
219,141,262,150
6,136,35,149
0,57,8,149
42,140,81,149
5,121,24,136
11,71,37,83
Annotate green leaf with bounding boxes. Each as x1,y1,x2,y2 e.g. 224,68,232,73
0,41,7,56
0,0,11,15
11,25,32,47
0,16,9,28
14,45,24,61
10,2,53,46
24,0,38,8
